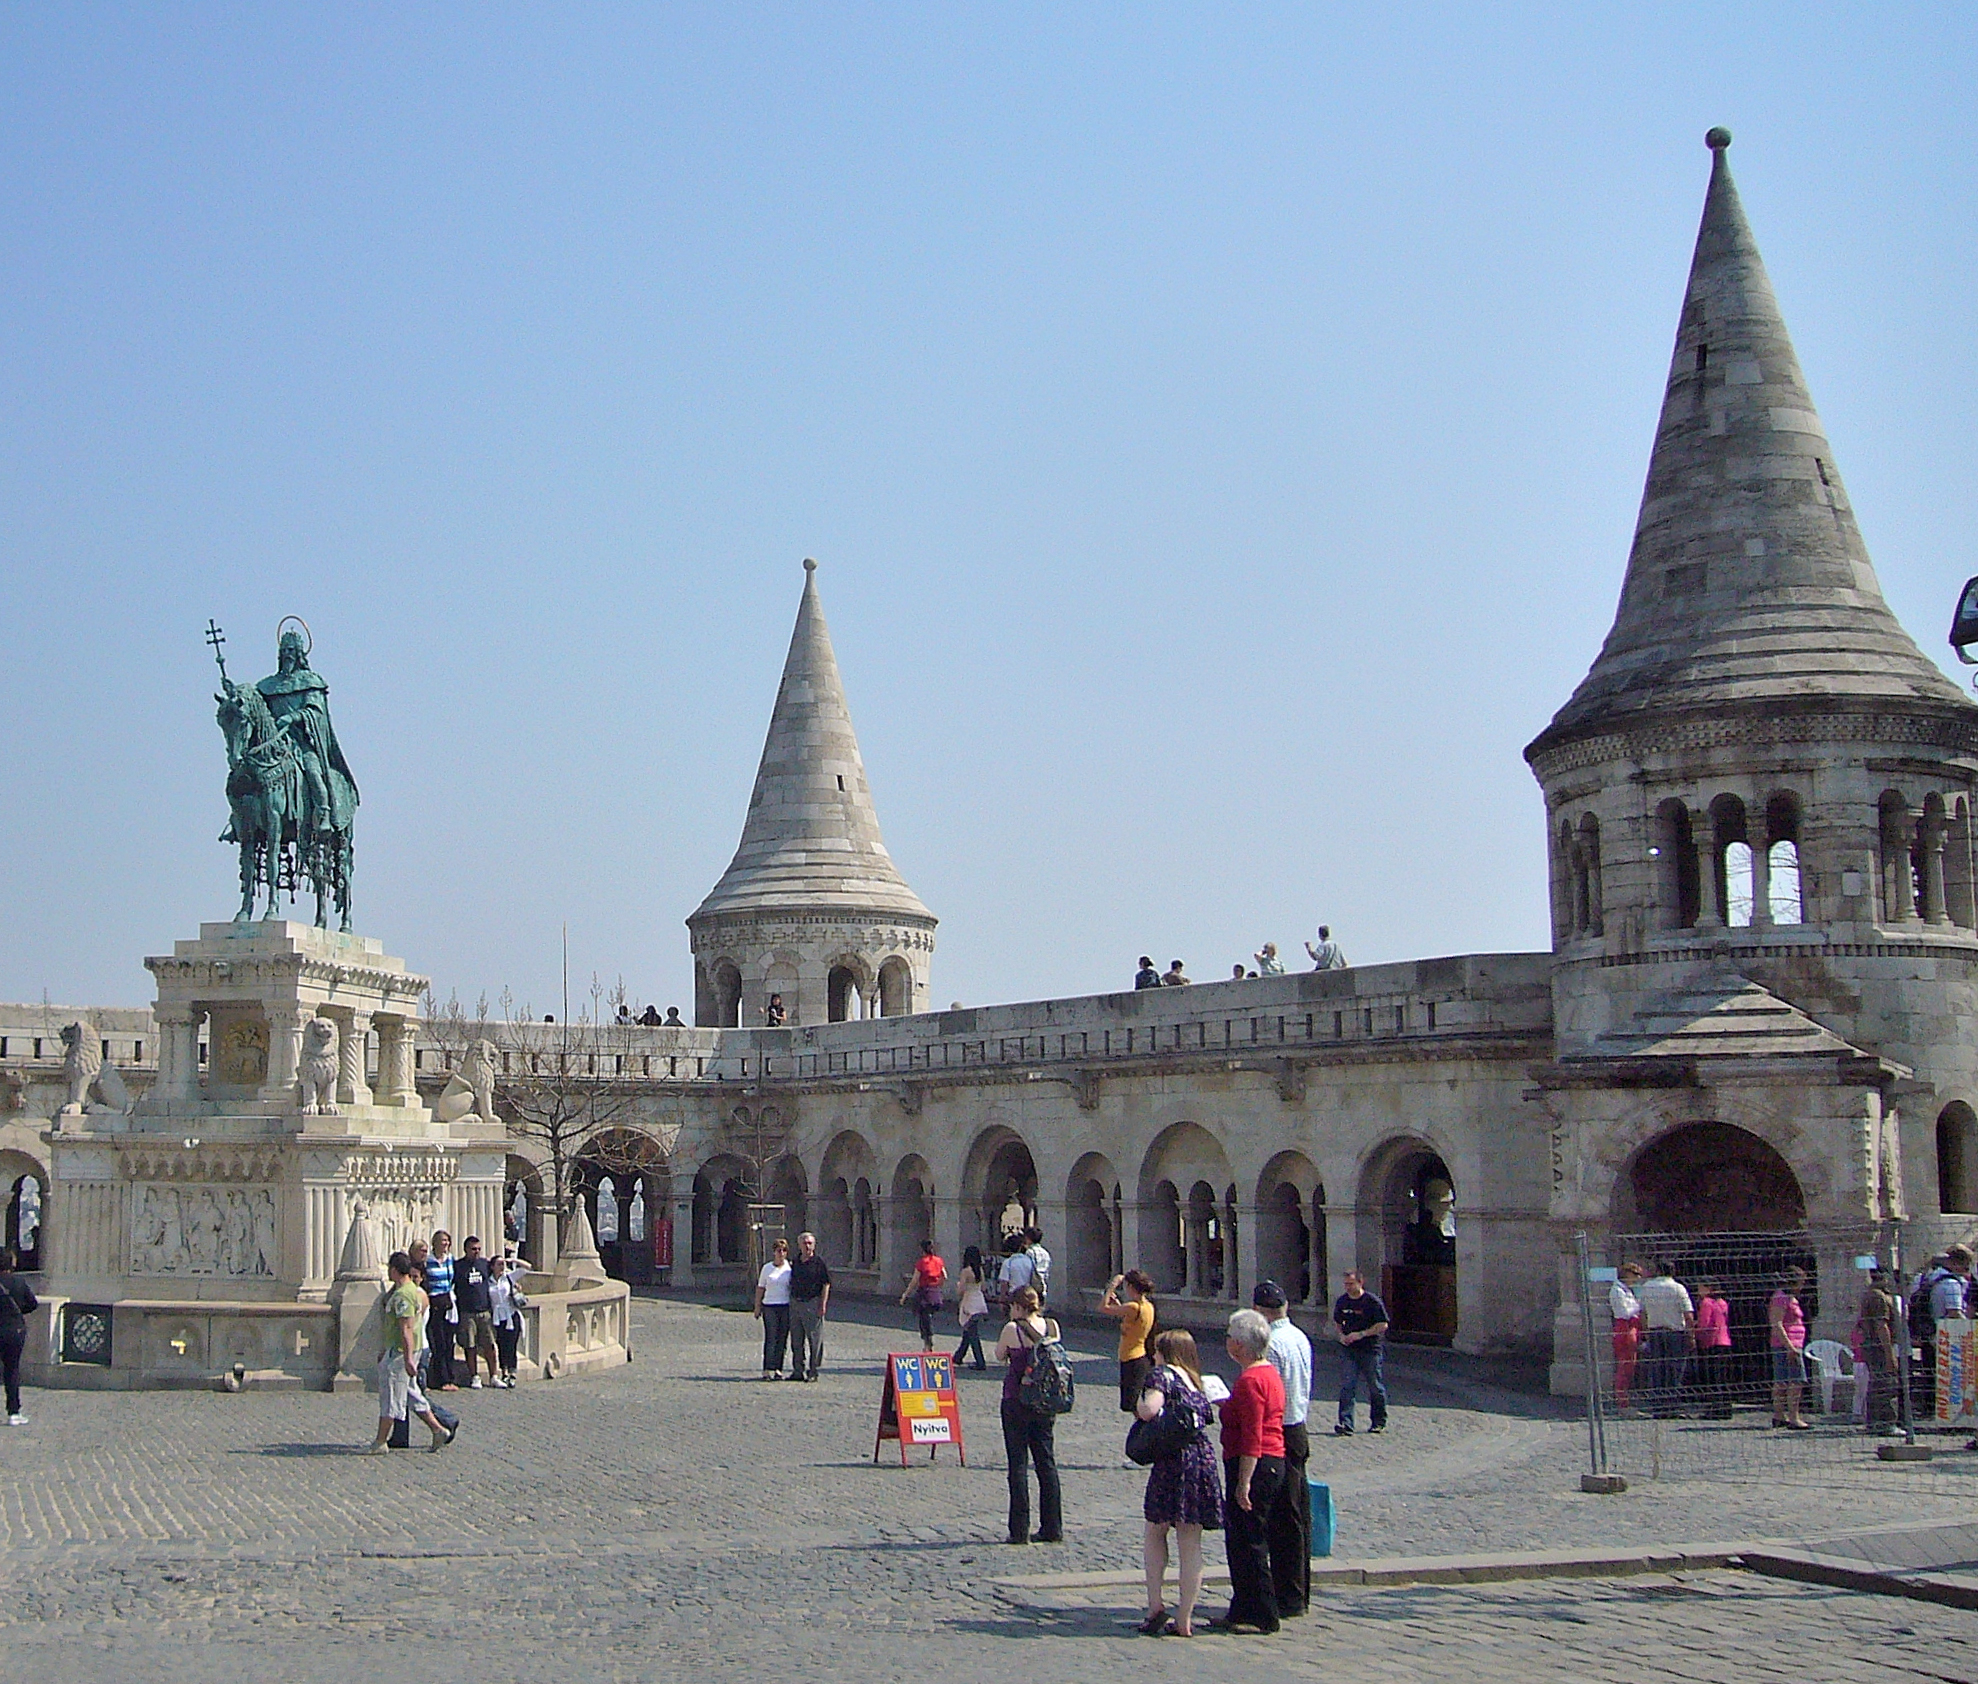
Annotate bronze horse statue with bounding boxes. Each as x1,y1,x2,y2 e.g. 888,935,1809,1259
216,678,353,931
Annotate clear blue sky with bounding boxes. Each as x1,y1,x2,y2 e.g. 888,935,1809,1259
4,7,1974,1014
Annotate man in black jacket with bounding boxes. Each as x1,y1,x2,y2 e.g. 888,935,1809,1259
0,1247,39,1425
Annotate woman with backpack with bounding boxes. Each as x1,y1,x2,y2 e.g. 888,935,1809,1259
996,1285,1063,1545
899,1239,947,1353
1133,1328,1222,1637
0,1248,39,1425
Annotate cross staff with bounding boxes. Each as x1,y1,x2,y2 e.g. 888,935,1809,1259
205,619,228,685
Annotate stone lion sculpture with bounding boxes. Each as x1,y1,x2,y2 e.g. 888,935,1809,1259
59,1022,100,1115
299,1017,340,1115
435,1038,500,1126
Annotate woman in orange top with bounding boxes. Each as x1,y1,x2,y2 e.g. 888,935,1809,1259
1100,1269,1157,1411
899,1239,947,1352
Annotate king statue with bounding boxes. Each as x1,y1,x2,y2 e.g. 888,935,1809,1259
210,617,360,932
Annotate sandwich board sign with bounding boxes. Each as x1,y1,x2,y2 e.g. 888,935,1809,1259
874,1351,966,1465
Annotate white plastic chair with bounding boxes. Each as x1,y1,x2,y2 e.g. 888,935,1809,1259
1803,1338,1855,1415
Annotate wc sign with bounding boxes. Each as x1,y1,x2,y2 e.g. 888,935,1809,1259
873,1352,966,1465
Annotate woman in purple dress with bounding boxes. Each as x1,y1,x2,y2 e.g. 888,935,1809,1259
1135,1328,1223,1637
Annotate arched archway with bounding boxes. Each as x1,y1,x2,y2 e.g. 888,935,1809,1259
767,1155,809,1241
890,1154,934,1276
817,1130,876,1272
1939,1103,1978,1215
1257,1151,1325,1305
964,1127,1038,1257
877,957,913,1017
827,958,870,1023
1616,1122,1806,1233
1065,1152,1122,1294
1361,1138,1457,1344
1138,1123,1235,1302
1,1152,48,1273
692,1152,753,1268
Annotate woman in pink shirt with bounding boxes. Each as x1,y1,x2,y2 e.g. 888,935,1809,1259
1768,1266,1811,1430
1692,1279,1733,1418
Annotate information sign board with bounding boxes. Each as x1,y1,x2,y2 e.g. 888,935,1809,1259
1935,1318,1975,1424
873,1351,966,1465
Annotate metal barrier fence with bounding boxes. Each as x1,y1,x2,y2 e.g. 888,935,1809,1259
1576,1226,1978,1495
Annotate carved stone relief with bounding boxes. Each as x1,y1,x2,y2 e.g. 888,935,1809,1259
216,1020,269,1085
131,1183,277,1277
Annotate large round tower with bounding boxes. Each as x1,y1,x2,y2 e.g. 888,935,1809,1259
688,560,936,1028
1526,134,1978,1359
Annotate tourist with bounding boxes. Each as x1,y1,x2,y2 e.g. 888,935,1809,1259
1134,1328,1221,1638
423,1231,459,1391
1910,1250,1954,1414
1210,1308,1284,1634
1231,963,1247,980
788,1230,831,1382
1304,926,1348,970
900,1239,946,1352
1858,1266,1900,1434
1331,1270,1389,1435
1768,1266,1811,1430
662,1006,685,1028
487,1253,527,1387
366,1250,449,1454
1100,1269,1157,1410
753,1236,794,1379
764,993,787,1027
1254,1280,1313,1618
1255,942,1285,976
995,1285,1063,1544
0,1247,38,1426
1608,1260,1644,1411
954,1244,991,1371
1134,957,1162,991
638,1003,662,1026
996,1232,1035,1307
1692,1278,1733,1418
1637,1259,1695,1419
1022,1225,1052,1305
1161,960,1190,987
453,1235,500,1389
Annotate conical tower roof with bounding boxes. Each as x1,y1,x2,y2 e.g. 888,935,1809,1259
1528,129,1969,761
691,560,935,925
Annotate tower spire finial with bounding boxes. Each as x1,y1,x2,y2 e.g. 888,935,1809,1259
1705,125,1732,152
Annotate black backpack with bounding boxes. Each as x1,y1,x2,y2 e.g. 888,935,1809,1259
1908,1269,1947,1344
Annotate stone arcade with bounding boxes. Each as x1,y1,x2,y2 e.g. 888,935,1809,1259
6,133,1976,1391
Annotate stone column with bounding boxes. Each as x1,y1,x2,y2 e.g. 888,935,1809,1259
1186,1211,1208,1297
155,1007,202,1101
1751,838,1773,928
375,1016,416,1106
1922,814,1949,924
1886,812,1919,923
669,1186,696,1288
263,1004,304,1102
337,1010,374,1107
1695,809,1722,928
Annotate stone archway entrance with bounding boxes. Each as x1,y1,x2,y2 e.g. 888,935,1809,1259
1367,1142,1457,1345
1617,1121,1806,1233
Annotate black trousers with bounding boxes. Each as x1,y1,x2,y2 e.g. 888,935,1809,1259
494,1319,521,1375
1265,1421,1311,1614
1000,1399,1062,1541
425,1300,456,1387
1119,1353,1153,1412
760,1302,791,1372
1223,1454,1284,1630
0,1327,24,1416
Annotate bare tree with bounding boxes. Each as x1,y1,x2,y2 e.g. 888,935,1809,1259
424,976,675,1260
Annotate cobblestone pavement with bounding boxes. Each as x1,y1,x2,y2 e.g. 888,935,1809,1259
2,1295,1972,1682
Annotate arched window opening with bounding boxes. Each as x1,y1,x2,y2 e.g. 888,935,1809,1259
1938,1103,1978,1214
1565,814,1602,938
1554,818,1576,942
708,963,742,1029
1945,797,1976,931
627,1185,646,1243
1654,800,1699,930
1723,843,1754,927
1879,792,1921,924
877,958,912,1017
4,1173,44,1272
596,1177,619,1244
1708,795,1749,929
827,966,859,1023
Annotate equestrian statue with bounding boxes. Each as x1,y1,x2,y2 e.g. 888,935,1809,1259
208,617,360,932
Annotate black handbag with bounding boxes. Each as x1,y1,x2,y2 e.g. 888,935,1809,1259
1125,1404,1194,1466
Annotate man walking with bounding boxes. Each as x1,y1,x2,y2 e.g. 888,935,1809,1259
1255,1280,1313,1617
788,1231,832,1381
452,1235,499,1389
1022,1226,1052,1307
366,1251,449,1454
1332,1271,1389,1435
1637,1259,1695,1418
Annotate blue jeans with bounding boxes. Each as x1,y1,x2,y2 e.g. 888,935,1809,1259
1338,1340,1387,1428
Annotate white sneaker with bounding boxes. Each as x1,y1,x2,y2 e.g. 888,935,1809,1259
7,1414,24,1426
362,1440,388,1455
469,1377,483,1389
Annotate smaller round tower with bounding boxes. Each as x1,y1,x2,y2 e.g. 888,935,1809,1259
688,560,936,1028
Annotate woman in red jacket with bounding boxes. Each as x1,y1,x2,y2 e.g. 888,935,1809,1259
1211,1308,1285,1634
